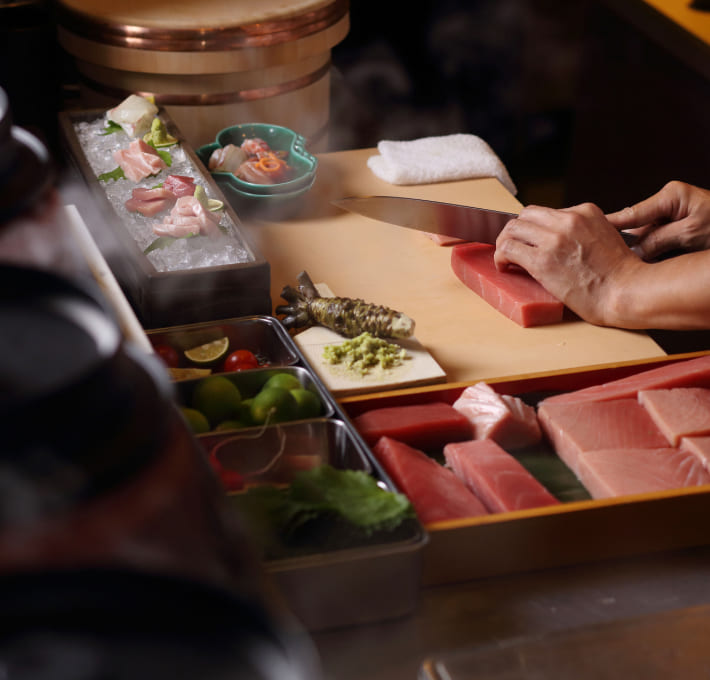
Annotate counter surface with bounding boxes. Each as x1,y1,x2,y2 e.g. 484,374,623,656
242,148,665,385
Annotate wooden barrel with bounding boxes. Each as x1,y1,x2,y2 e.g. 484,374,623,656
55,0,349,150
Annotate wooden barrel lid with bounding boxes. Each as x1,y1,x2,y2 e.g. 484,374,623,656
55,0,348,51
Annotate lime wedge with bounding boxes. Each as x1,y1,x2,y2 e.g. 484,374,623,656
184,337,229,365
207,198,224,212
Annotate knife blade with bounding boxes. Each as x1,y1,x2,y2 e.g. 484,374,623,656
332,195,517,243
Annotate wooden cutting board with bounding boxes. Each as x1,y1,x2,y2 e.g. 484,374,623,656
293,284,446,396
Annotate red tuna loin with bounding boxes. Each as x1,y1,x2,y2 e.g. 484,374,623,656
450,242,564,327
638,387,710,446
444,439,560,513
353,402,473,450
541,355,710,406
577,447,710,499
680,436,710,471
372,436,488,523
537,398,669,475
452,382,541,449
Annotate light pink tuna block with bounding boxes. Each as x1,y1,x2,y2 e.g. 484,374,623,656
680,436,710,472
638,387,710,446
452,382,541,450
451,242,564,327
537,398,669,475
577,447,710,499
444,438,560,513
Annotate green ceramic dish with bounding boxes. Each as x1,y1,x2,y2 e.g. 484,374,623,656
197,123,318,196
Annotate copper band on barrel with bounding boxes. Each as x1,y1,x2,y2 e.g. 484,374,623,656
56,0,349,52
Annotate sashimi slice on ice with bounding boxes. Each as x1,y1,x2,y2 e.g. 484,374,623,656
444,439,560,513
372,436,488,523
452,382,541,449
638,387,710,446
353,402,473,450
577,447,710,499
113,138,167,182
450,242,564,327
537,398,669,475
541,355,710,406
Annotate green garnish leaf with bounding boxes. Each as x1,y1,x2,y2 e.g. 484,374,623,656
146,140,172,167
100,120,123,136
98,166,125,182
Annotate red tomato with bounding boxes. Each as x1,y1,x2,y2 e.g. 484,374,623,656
208,451,245,492
223,349,259,372
154,343,180,368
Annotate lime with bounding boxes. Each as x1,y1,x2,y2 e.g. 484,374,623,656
215,419,246,431
180,407,210,434
191,375,242,426
184,337,229,365
250,386,298,425
262,372,302,392
290,388,322,419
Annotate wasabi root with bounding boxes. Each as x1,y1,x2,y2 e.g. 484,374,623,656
276,271,415,339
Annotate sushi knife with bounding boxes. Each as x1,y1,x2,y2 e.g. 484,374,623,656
332,195,639,247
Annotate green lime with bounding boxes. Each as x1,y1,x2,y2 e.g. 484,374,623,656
238,398,254,425
184,336,229,365
180,407,210,434
290,388,322,419
191,375,242,426
262,372,302,392
215,419,246,431
250,386,298,425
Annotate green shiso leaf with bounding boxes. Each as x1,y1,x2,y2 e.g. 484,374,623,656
97,166,125,182
100,120,123,135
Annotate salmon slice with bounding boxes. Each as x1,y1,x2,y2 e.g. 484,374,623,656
538,398,669,475
638,387,710,446
353,402,473,450
373,436,488,523
452,382,541,450
541,355,710,406
450,242,564,327
444,439,560,513
680,436,710,471
577,447,710,499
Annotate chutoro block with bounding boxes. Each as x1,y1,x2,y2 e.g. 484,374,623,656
638,387,710,446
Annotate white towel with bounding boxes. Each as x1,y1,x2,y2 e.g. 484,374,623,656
367,134,517,195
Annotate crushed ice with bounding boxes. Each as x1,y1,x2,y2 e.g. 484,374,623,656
72,118,252,273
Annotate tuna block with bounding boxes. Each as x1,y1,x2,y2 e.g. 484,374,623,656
577,447,710,499
452,381,541,450
373,436,488,523
680,436,710,471
542,355,710,406
444,439,560,513
538,398,669,475
352,402,473,450
451,242,564,327
638,387,710,446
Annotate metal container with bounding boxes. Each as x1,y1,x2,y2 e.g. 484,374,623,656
58,108,271,329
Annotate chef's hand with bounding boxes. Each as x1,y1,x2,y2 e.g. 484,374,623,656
494,202,643,326
606,181,710,260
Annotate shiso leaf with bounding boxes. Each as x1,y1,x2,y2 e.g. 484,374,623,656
100,120,123,136
98,166,126,182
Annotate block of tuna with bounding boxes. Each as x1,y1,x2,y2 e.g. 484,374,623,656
577,447,710,499
541,355,710,406
680,436,710,471
352,402,473,450
372,436,488,523
444,439,560,513
638,387,710,446
450,242,564,327
538,398,669,475
452,382,542,449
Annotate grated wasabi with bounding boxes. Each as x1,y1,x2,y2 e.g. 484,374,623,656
323,332,409,375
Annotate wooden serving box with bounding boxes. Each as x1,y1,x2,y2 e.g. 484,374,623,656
339,351,710,586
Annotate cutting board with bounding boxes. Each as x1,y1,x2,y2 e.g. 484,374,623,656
293,284,446,396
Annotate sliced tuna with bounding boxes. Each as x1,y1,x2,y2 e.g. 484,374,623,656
113,138,167,182
538,398,669,475
680,436,710,471
450,242,564,327
541,355,710,406
353,402,473,450
638,387,710,446
444,439,560,513
125,186,177,216
163,174,197,198
373,436,488,523
452,382,541,449
577,447,710,499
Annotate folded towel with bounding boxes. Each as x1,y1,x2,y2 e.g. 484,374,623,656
367,134,517,195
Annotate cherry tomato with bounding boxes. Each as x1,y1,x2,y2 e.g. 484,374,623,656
223,349,259,372
154,343,180,368
208,451,245,492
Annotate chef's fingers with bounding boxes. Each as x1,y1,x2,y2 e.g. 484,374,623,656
606,181,695,230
